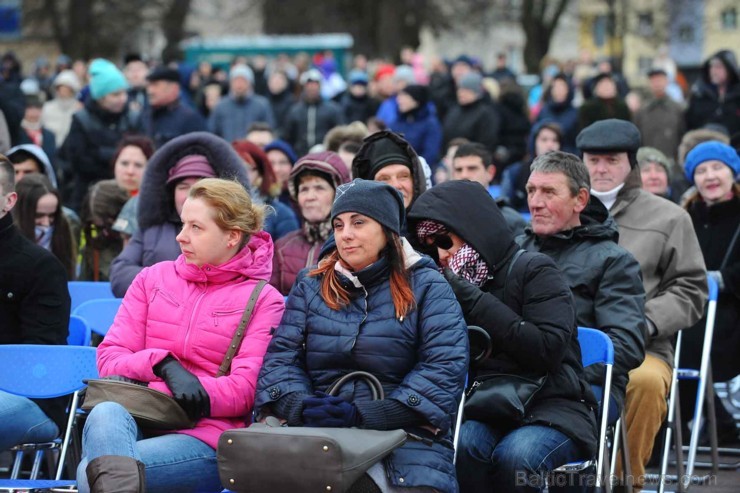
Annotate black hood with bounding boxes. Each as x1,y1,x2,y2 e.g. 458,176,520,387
352,130,427,210
701,49,739,86
693,49,740,98
138,132,250,230
407,180,517,273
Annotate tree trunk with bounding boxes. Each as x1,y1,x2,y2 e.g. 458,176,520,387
161,0,192,63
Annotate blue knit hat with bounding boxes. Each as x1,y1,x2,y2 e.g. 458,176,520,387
684,141,740,184
264,139,298,165
331,179,405,235
88,58,128,100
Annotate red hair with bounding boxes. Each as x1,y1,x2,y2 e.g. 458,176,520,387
232,140,279,197
309,232,415,319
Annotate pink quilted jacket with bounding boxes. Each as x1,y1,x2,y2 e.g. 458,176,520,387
97,231,285,449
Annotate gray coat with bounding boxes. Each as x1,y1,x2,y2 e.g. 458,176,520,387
208,94,276,143
517,198,646,411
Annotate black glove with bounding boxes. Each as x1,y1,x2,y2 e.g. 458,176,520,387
443,268,484,313
302,393,360,428
154,356,210,421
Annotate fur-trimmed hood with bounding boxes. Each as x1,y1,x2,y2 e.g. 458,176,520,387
138,132,250,230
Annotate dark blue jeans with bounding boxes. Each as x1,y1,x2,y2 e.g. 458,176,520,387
456,420,581,492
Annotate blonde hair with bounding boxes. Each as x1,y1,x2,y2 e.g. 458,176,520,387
188,178,265,248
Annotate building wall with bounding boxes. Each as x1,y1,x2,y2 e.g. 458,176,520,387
703,0,740,58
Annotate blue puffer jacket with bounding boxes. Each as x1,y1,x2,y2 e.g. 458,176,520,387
255,249,469,493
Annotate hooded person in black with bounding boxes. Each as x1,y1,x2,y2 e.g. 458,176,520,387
686,49,740,137
407,180,597,492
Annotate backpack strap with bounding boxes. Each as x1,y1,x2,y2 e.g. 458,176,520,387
502,248,526,307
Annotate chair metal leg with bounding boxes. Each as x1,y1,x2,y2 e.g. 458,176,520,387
704,370,720,477
674,385,686,493
609,418,620,483
30,449,44,479
619,417,633,493
10,449,24,479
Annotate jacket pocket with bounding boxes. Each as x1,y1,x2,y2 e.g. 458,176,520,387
149,288,181,307
212,308,243,327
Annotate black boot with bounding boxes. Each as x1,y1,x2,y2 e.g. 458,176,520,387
86,455,145,493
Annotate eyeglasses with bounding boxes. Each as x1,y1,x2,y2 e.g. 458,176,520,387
428,234,453,250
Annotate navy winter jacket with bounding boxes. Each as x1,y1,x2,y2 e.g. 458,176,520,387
255,251,469,492
389,104,442,166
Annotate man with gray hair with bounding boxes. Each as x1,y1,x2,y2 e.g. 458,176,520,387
517,150,646,426
208,63,275,142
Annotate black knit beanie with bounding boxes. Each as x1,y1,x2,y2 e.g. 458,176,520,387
331,179,405,235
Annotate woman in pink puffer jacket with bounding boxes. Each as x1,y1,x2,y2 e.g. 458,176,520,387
77,178,285,493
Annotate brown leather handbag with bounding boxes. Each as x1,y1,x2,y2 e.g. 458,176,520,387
82,281,267,430
217,371,408,493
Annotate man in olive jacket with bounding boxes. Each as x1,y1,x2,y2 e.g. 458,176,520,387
578,120,707,489
517,150,646,421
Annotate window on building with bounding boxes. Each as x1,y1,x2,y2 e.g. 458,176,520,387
678,24,694,42
638,57,654,75
638,12,654,37
721,8,737,30
593,15,607,47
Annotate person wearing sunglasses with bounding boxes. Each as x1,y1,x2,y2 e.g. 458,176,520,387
408,180,597,492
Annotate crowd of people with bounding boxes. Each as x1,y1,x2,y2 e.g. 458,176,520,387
0,44,738,492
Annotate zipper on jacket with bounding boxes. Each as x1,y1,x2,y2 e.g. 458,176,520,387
183,287,206,360
212,308,243,327
351,287,369,351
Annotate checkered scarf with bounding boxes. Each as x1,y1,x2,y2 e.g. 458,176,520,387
416,219,491,286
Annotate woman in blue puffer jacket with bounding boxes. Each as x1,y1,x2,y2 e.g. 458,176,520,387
255,179,469,493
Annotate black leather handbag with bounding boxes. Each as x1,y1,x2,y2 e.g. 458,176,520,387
463,372,548,425
217,371,408,493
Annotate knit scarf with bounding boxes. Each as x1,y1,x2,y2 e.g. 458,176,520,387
416,219,490,286
304,218,332,245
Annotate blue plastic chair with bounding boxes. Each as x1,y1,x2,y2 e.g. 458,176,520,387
552,327,615,490
0,345,98,485
67,315,91,346
73,298,123,337
67,281,115,312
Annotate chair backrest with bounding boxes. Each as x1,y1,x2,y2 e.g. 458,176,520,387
72,298,123,337
68,281,115,312
577,327,615,368
67,315,91,346
0,345,98,398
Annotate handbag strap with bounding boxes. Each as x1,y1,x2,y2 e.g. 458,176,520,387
720,220,740,270
326,371,385,400
217,280,267,377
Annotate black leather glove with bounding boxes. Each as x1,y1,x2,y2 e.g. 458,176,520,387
154,356,211,421
443,268,484,313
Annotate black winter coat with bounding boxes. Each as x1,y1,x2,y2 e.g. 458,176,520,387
285,98,344,156
442,98,501,153
139,100,207,150
683,195,740,380
0,213,71,432
268,88,296,138
517,198,646,412
339,92,379,124
685,50,740,137
407,180,598,457
63,98,141,211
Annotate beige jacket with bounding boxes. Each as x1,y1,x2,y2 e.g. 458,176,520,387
611,169,707,367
